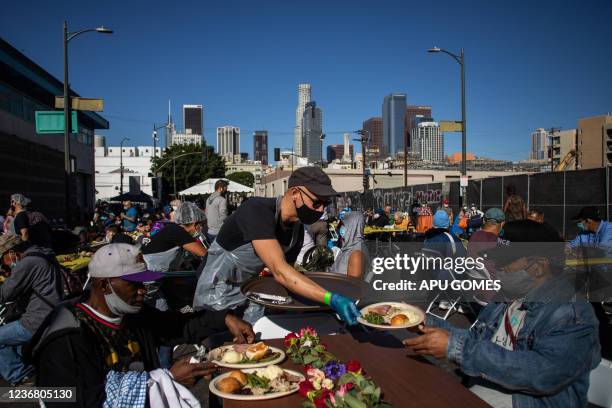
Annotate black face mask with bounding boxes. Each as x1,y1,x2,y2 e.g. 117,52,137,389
294,194,323,225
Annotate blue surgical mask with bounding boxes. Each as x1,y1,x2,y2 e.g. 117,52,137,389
577,222,586,232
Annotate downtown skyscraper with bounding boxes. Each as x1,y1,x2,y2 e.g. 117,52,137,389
183,104,203,136
294,83,311,156
217,126,240,157
301,101,323,164
382,93,407,157
253,130,269,165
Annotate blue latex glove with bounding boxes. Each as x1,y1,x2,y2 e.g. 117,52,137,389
330,293,361,325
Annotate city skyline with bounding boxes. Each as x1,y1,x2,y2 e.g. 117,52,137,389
2,0,611,162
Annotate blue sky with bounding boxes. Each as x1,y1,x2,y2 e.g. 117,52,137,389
2,0,611,160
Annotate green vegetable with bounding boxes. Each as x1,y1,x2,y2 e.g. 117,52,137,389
246,373,270,389
241,352,280,364
364,312,386,325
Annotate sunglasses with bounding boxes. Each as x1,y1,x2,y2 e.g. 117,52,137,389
298,188,330,210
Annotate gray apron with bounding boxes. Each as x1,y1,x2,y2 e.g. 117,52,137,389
193,196,301,323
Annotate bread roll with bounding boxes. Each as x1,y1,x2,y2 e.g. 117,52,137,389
229,370,248,386
246,342,269,361
216,377,242,394
390,314,408,326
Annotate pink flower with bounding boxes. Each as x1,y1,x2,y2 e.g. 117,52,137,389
299,326,318,338
336,382,354,397
307,368,326,381
346,360,362,373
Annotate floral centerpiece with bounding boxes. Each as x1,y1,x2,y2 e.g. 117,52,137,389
285,328,392,408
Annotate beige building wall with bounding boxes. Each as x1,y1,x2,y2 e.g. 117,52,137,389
551,129,577,170
577,115,612,169
256,168,531,198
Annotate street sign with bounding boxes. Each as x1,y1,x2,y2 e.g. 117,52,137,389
35,111,78,134
55,96,104,111
460,176,469,187
440,120,463,132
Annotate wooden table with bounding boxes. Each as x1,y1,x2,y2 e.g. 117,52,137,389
220,332,489,408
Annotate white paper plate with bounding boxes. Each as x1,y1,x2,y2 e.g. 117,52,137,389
209,368,304,401
357,302,425,329
208,345,286,369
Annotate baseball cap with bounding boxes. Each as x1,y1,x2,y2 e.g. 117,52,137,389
571,206,601,221
485,220,564,267
433,210,450,228
0,234,22,255
89,243,162,282
484,208,505,223
288,167,339,198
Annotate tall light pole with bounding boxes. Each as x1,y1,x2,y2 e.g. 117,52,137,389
354,130,370,193
63,21,112,223
428,46,466,206
119,138,130,195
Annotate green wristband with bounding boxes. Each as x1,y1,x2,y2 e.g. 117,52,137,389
323,291,332,305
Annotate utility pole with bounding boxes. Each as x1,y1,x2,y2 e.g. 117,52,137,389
404,130,409,187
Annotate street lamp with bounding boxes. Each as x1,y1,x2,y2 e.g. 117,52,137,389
63,21,112,224
119,138,130,195
428,46,467,206
354,130,370,193
319,133,326,168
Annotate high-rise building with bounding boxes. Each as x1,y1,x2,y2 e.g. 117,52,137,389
405,105,432,151
183,104,203,136
382,94,407,157
301,101,323,164
217,126,240,157
577,115,612,169
253,130,269,165
327,144,354,163
411,117,443,162
551,129,577,170
363,117,383,160
171,133,202,146
294,83,312,156
530,128,549,160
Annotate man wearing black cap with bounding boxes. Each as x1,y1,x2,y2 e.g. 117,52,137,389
568,206,612,257
193,167,361,325
404,220,600,407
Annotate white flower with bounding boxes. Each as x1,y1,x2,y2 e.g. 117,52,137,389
303,340,313,347
313,378,322,390
322,379,334,390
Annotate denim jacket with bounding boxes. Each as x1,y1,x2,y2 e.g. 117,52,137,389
428,276,601,407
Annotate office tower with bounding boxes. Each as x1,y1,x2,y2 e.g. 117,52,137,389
411,117,443,162
253,130,269,165
577,115,612,169
216,126,240,156
382,93,407,157
363,117,383,160
327,144,354,163
301,101,323,164
405,105,432,151
342,133,351,162
294,83,312,156
530,128,549,160
183,104,203,136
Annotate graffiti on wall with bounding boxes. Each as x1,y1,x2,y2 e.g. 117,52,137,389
334,186,443,213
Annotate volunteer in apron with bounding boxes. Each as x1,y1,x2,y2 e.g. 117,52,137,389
193,167,361,325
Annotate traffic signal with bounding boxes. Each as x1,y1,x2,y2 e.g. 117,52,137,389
274,148,281,162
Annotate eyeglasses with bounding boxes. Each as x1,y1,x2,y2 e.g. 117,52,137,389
298,188,329,210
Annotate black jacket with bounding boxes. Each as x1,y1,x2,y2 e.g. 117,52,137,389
24,298,228,407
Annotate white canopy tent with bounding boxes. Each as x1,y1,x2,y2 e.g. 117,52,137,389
179,178,253,196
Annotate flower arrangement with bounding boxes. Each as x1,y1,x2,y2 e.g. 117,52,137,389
285,328,392,408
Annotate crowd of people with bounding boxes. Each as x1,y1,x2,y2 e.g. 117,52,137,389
0,177,611,407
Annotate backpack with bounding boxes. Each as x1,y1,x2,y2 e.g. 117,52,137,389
24,252,85,299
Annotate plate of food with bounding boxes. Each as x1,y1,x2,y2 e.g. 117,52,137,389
208,342,285,369
209,365,304,401
357,302,425,329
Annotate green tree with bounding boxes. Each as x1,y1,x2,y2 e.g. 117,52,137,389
226,171,255,188
151,142,225,197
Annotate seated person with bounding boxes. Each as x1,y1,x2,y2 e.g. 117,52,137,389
405,220,601,407
105,224,134,245
27,243,254,407
330,212,367,279
0,235,63,385
393,211,410,230
369,208,390,228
